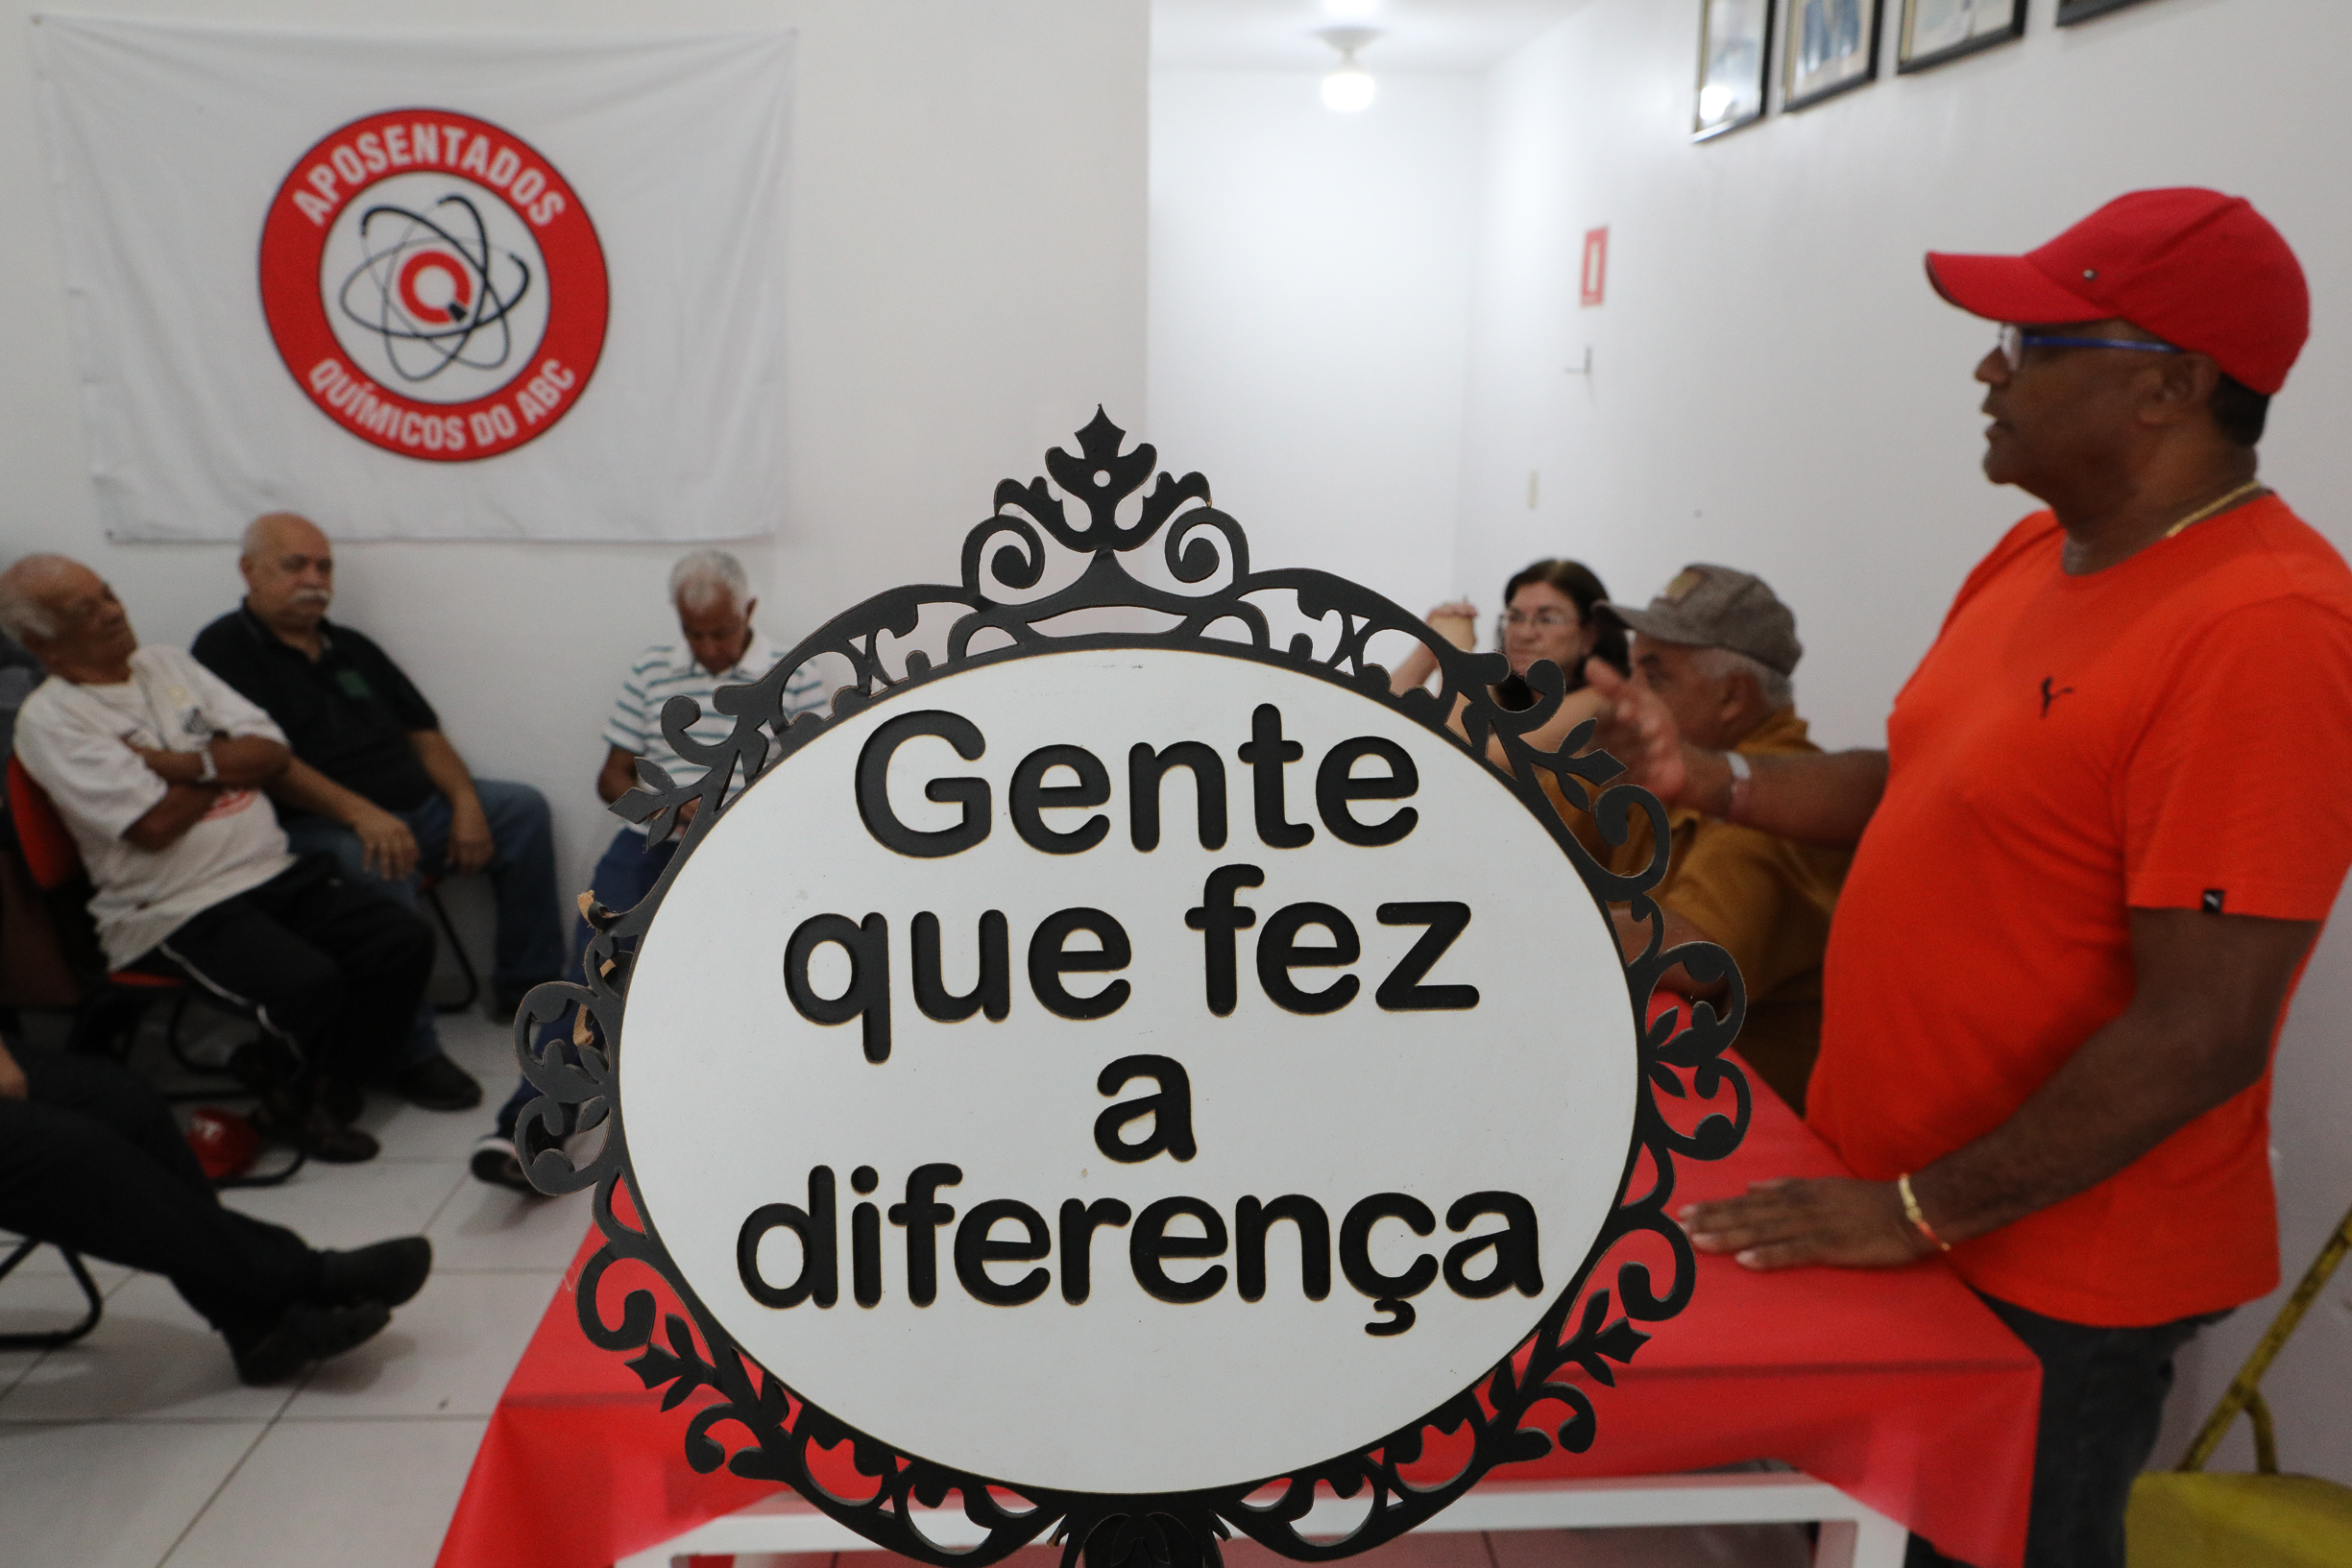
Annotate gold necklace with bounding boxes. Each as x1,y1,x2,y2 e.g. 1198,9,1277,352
2164,478,2268,539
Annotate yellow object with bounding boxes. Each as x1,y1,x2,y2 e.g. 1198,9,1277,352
2126,1198,2352,1566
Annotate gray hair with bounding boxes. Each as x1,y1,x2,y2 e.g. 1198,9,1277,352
0,554,71,643
669,549,750,612
1691,645,1793,712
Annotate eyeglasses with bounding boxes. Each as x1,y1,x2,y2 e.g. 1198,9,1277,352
1502,609,1578,630
1998,324,2184,373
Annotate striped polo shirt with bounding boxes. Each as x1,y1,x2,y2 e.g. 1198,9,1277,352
603,630,827,831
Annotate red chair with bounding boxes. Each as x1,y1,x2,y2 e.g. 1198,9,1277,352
3,755,301,1186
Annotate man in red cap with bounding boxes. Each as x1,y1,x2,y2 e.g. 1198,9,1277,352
1588,189,2352,1567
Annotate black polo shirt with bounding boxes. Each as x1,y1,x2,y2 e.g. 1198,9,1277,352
191,606,441,812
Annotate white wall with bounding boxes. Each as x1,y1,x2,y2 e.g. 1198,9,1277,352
1460,0,2352,1484
2,0,1147,903
1147,69,1479,615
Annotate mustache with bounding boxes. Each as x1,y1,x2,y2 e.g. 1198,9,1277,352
287,589,332,606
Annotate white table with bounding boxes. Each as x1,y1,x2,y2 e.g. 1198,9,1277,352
619,1472,1909,1568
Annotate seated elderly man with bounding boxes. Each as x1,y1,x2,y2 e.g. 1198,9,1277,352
0,1023,429,1383
1576,565,1851,1113
473,549,827,1189
194,512,565,1108
2,553,432,1161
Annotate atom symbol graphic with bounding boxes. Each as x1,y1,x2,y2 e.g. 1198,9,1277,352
336,194,533,385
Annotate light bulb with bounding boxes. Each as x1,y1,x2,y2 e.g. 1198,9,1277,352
1321,62,1376,112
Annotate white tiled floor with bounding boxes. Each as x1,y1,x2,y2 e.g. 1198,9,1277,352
1,1004,1813,1568
0,1004,586,1568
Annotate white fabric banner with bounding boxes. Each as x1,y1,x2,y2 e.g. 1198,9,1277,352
32,15,792,543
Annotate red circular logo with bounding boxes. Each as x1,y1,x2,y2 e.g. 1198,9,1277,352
258,109,607,462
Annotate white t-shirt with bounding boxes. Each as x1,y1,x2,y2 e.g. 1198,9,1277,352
601,631,828,832
13,645,295,968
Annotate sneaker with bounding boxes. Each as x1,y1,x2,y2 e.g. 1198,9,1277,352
393,1052,483,1112
232,1299,391,1385
251,1096,380,1163
471,1133,541,1194
317,1237,432,1309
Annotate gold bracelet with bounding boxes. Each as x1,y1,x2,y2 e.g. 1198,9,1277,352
1898,1172,1951,1253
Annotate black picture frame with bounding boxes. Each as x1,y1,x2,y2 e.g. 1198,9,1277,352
1896,0,2025,73
512,411,1752,1568
1694,0,1775,141
1782,0,1885,112
2058,0,2165,23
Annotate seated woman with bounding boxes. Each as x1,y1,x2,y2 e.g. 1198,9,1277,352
1389,558,1630,753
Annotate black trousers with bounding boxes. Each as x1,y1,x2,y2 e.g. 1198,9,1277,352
146,856,434,1086
1906,1291,2222,1568
0,1043,319,1347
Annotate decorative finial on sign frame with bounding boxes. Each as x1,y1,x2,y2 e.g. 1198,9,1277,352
512,411,1749,1568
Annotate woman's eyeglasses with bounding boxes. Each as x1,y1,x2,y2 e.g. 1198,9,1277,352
1998,323,2184,373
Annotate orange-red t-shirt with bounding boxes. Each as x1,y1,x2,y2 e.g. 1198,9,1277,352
1807,496,2352,1327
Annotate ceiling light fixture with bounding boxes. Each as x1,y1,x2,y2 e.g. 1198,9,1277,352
1318,27,1380,113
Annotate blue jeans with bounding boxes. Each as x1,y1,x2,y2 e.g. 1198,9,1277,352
283,778,566,1069
496,826,676,1139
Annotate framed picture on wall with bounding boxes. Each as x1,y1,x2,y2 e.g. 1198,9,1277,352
1693,0,1773,141
1898,0,2025,72
1782,0,1883,111
2057,0,2163,22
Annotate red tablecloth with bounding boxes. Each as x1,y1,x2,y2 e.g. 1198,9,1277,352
436,1065,2039,1568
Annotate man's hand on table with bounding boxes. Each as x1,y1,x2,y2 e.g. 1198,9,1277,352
1681,1177,1938,1270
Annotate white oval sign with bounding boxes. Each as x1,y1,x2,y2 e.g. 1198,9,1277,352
621,645,1637,1495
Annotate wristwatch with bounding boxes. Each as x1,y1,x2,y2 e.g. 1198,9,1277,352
196,743,219,784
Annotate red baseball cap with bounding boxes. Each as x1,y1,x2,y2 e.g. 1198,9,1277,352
1925,188,2309,395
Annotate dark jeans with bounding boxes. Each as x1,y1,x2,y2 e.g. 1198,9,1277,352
495,827,677,1139
284,779,565,1063
0,1042,319,1346
1905,1291,2224,1568
147,856,434,1088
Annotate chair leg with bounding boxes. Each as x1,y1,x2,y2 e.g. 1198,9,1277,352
422,884,482,1015
0,1239,106,1351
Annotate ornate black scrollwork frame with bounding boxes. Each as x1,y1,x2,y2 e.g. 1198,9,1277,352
513,411,1749,1568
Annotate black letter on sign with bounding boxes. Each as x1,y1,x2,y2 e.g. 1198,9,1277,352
1258,902,1361,1015
1316,736,1420,847
1340,1193,1439,1337
1236,1194,1332,1302
852,1167,882,1307
857,711,990,858
886,1163,962,1306
1185,864,1263,1016
954,1198,1053,1306
1444,1192,1543,1299
738,1166,838,1309
1029,907,1131,1020
785,912,893,1062
912,910,1010,1023
1375,903,1479,1012
1130,1195,1229,1303
1010,744,1110,855
1236,704,1313,849
1094,1054,1198,1164
1057,1198,1133,1304
1130,742,1228,851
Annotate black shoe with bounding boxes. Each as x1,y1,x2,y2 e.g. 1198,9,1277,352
252,1096,380,1163
319,1076,366,1123
470,1133,542,1195
318,1237,432,1308
393,1052,482,1112
232,1299,391,1385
